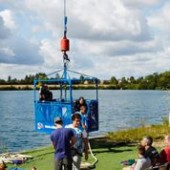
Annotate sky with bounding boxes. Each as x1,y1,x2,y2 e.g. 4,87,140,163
0,0,170,80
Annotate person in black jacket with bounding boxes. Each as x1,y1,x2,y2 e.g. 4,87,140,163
39,84,53,101
141,136,160,166
74,97,88,112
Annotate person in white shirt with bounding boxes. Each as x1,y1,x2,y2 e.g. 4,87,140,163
65,113,88,170
123,145,151,170
132,145,151,170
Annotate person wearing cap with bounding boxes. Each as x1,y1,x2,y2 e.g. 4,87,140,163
50,117,76,170
65,113,89,170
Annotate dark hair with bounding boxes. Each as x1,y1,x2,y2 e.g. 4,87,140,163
79,97,86,103
56,120,62,125
79,96,85,100
72,113,81,121
145,136,153,146
54,117,63,125
137,145,145,156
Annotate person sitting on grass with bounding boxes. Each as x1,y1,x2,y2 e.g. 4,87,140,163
141,136,160,166
131,145,151,170
122,145,151,170
160,134,170,164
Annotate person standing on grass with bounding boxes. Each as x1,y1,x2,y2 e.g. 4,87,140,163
66,113,89,170
51,117,76,170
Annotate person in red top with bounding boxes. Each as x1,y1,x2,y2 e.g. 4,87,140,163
160,135,170,164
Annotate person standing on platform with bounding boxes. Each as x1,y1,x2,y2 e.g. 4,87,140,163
74,97,88,112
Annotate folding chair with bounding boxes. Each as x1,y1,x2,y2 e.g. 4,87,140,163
145,163,170,170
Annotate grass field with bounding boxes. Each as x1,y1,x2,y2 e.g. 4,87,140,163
6,121,169,170
7,143,138,170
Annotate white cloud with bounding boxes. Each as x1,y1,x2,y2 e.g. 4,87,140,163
0,47,15,56
40,39,62,68
0,16,11,39
0,9,16,29
122,0,164,8
0,0,170,80
0,35,44,65
148,2,170,37
67,0,151,42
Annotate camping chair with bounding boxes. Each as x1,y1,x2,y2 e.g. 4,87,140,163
145,163,170,170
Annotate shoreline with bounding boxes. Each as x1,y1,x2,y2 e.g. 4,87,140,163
0,84,118,90
0,84,168,90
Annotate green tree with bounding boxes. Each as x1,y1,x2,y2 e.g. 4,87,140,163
35,73,48,80
0,79,6,85
7,75,11,83
80,75,85,84
110,76,118,85
129,76,136,84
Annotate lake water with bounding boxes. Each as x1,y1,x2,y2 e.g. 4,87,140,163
0,90,170,152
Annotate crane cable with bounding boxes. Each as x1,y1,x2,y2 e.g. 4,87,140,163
61,0,70,64
64,0,67,38
62,0,98,168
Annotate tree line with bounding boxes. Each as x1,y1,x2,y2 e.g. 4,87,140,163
0,71,170,90
108,71,170,90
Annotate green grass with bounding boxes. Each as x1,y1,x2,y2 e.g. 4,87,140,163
6,146,54,170
107,120,170,143
6,121,169,170
6,145,138,170
93,145,137,170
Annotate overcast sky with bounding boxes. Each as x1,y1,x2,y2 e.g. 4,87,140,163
0,0,170,80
